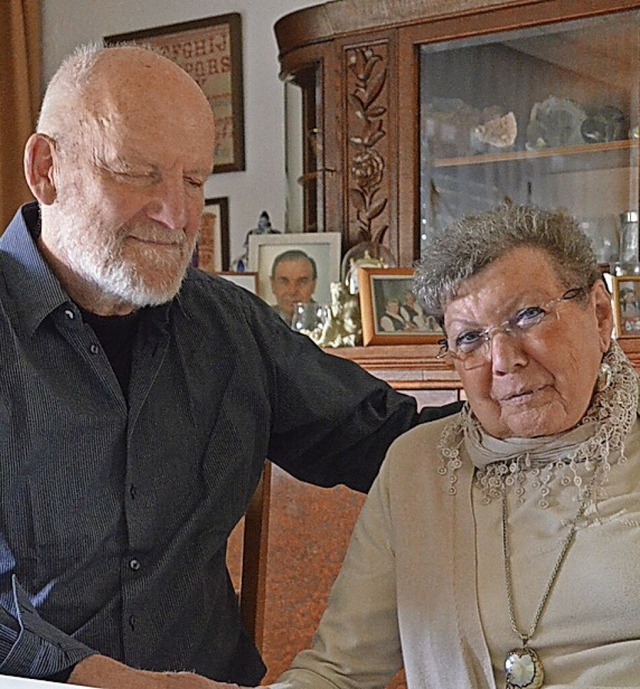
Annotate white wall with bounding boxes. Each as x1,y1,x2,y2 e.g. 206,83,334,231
41,0,322,263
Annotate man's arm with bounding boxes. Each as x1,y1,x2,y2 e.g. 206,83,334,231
258,307,462,492
69,655,240,688
0,577,95,680
1,579,241,688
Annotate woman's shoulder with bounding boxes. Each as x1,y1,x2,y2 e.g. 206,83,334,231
381,412,461,478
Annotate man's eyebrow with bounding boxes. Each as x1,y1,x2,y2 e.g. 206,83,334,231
94,155,156,174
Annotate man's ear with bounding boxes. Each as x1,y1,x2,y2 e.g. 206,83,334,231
23,133,58,206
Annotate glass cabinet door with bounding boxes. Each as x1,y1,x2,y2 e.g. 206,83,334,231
420,10,640,268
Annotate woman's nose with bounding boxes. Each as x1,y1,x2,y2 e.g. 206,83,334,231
489,330,528,373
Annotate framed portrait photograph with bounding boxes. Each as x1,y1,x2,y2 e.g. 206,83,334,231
247,233,342,320
105,13,245,173
612,275,640,338
358,267,443,346
216,271,258,295
193,197,230,273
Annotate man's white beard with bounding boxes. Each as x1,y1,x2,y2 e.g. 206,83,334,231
46,209,194,309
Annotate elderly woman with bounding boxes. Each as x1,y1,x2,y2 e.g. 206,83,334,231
273,204,640,689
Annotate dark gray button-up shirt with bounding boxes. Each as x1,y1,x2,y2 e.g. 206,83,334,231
0,203,459,683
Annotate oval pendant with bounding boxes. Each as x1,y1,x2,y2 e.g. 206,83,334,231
504,647,544,689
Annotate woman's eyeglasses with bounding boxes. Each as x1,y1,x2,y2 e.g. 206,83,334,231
437,287,584,370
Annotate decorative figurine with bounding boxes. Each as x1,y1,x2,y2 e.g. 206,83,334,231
231,210,280,272
304,281,362,348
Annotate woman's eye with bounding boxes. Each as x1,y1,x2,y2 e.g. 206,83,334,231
455,330,483,351
514,306,546,329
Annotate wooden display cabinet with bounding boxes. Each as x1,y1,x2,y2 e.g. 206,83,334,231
275,0,640,384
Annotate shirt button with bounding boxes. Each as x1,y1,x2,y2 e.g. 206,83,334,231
129,614,136,630
129,559,141,571
89,343,100,355
64,309,75,320
130,484,137,499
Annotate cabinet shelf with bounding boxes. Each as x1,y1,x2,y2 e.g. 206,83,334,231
433,139,639,169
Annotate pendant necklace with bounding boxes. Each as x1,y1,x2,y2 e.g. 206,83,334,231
501,476,594,689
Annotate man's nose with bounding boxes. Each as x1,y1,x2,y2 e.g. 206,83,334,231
146,176,189,229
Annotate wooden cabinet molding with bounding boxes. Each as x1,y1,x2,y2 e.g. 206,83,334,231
325,343,462,390
275,0,547,59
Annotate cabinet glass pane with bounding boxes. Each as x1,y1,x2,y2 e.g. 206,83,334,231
420,11,640,265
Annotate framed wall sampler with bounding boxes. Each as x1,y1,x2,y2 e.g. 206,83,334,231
105,13,245,173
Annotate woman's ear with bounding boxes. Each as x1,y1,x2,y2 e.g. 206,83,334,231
23,133,58,206
592,279,614,353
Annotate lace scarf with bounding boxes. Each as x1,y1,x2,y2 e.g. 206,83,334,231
437,340,640,507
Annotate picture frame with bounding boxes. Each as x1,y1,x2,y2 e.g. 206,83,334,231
247,232,342,309
358,267,443,345
216,271,258,295
612,275,640,338
193,197,230,273
105,13,245,173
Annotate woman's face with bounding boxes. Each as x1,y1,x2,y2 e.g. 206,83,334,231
444,247,612,438
387,299,400,314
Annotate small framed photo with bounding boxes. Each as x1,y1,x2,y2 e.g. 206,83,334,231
194,197,230,273
105,13,245,173
216,271,258,295
247,233,341,318
612,275,640,338
358,267,443,345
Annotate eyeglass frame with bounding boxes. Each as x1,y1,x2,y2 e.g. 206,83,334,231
436,286,586,370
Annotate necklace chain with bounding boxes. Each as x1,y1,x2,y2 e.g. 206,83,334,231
501,471,596,645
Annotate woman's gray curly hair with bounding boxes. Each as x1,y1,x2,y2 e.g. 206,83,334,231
413,204,602,325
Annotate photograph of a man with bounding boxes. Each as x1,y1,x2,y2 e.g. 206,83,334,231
270,249,321,328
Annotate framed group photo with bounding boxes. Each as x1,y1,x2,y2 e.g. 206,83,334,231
105,13,245,172
247,233,342,310
358,267,443,345
193,197,230,273
612,275,640,338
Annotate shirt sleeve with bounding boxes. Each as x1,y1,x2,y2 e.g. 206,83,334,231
276,464,402,689
255,303,461,493
0,575,96,678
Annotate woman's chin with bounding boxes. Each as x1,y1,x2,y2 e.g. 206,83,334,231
476,395,575,438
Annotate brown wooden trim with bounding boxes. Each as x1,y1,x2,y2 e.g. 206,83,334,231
325,342,451,368
275,0,544,57
275,0,640,59
388,379,463,390
240,462,272,650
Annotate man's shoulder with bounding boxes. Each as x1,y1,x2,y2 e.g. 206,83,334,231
177,268,278,329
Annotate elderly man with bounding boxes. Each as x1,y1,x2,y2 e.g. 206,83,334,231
270,250,319,328
0,44,460,688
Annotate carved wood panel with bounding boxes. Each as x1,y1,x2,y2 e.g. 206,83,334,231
343,40,394,254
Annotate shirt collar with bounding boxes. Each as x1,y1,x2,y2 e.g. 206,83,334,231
0,203,71,335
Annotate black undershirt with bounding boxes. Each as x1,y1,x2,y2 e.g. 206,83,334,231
80,308,142,399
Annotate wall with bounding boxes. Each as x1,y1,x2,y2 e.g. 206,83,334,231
41,0,323,262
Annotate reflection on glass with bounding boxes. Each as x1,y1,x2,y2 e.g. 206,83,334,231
419,11,640,255
290,302,329,333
